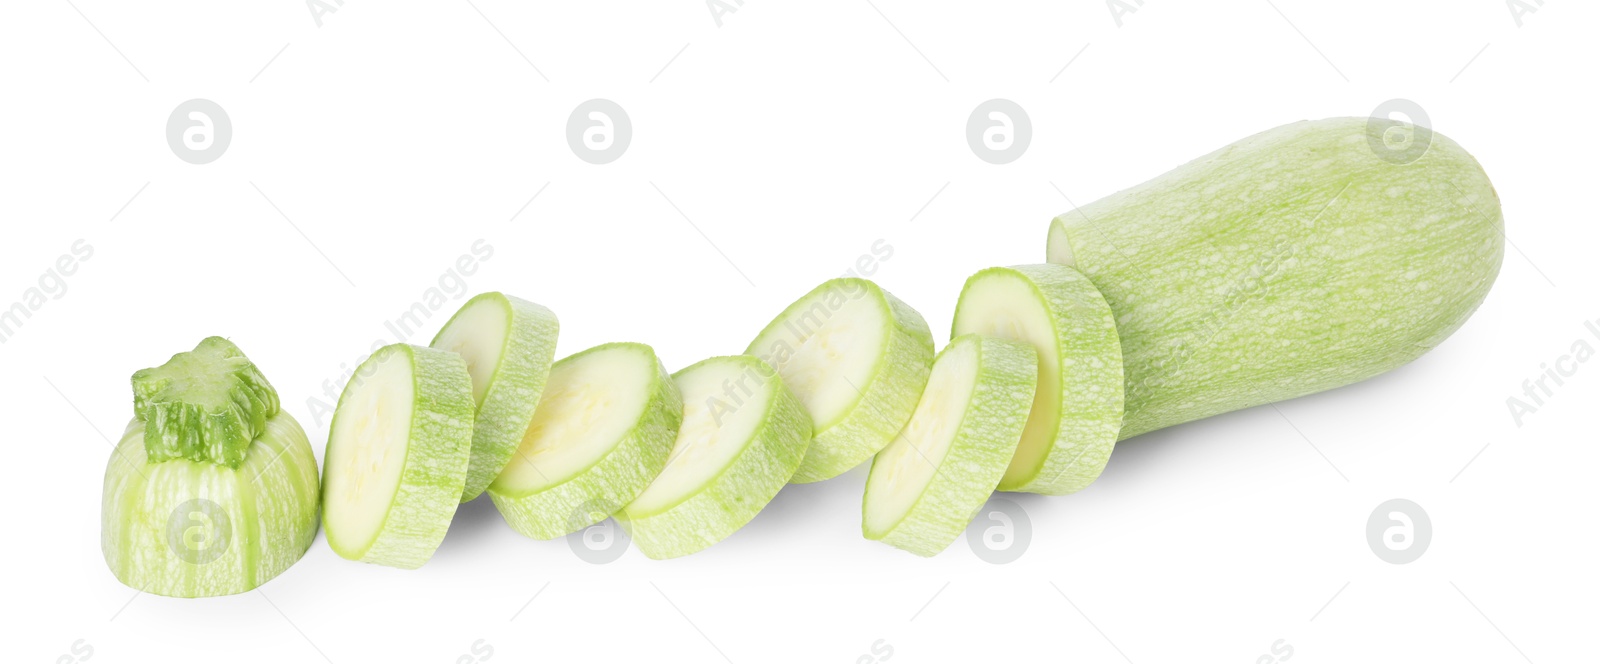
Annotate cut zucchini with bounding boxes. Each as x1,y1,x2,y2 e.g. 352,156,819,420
322,344,476,569
103,339,318,597
951,265,1124,495
618,355,812,559
489,342,682,540
430,292,559,502
745,278,934,483
1047,117,1502,438
863,334,1037,557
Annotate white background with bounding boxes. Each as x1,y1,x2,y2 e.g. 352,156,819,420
2,1,1595,662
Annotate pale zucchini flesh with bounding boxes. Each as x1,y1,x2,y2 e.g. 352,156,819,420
430,292,560,502
951,265,1125,495
619,355,812,559
1048,117,1503,438
322,344,476,569
489,342,682,540
863,334,1038,557
745,278,935,483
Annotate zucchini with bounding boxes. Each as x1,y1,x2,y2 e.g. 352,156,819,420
489,342,682,540
1048,117,1503,438
951,265,1125,494
618,355,812,559
103,338,319,597
322,344,477,569
862,334,1038,556
430,292,560,502
745,278,935,483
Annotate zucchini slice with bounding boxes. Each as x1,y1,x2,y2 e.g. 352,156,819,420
746,278,934,483
863,334,1038,557
322,344,476,569
952,265,1125,495
489,342,682,540
619,355,812,559
430,292,559,502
